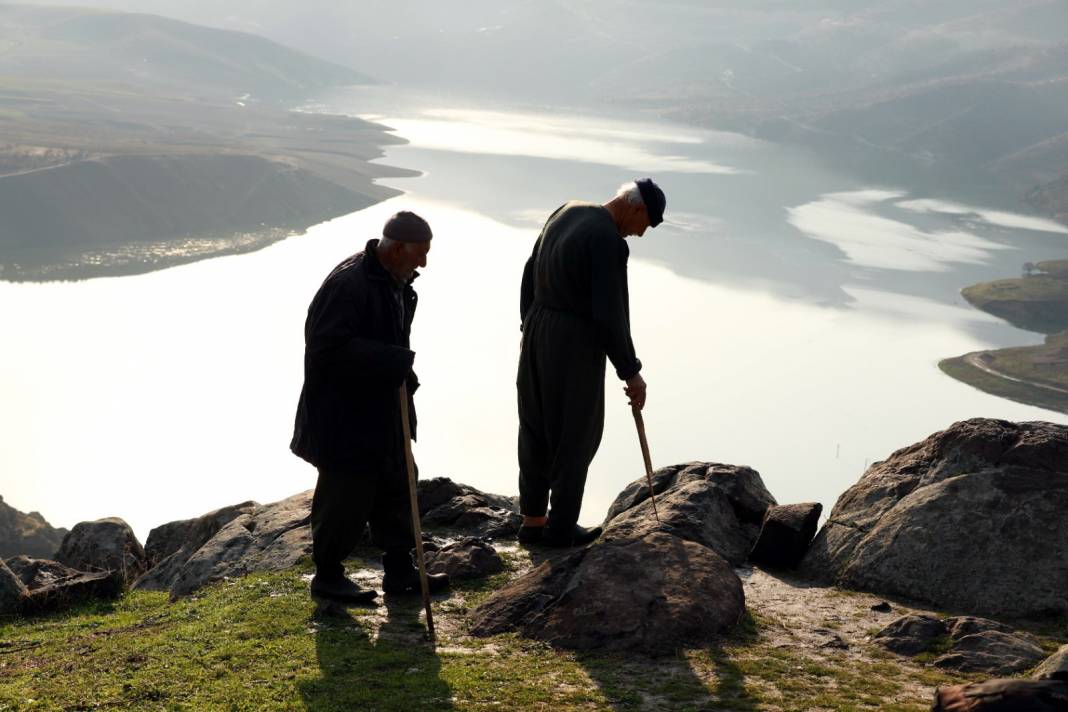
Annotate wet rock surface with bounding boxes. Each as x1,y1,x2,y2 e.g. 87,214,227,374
801,419,1068,618
602,462,776,565
874,614,1047,675
470,531,744,653
749,502,823,569
424,538,503,580
54,517,146,587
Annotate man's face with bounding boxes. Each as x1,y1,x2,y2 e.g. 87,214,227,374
623,202,651,238
397,240,431,279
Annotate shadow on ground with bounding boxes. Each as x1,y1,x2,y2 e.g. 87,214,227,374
298,598,453,711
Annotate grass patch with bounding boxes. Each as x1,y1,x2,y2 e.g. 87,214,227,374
939,355,1068,414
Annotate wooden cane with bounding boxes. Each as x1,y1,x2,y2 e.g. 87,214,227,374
631,405,662,524
398,383,435,643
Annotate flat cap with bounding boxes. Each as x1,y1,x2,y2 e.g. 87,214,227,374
383,211,432,243
635,178,666,227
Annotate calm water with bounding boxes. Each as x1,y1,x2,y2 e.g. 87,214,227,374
3,88,1067,541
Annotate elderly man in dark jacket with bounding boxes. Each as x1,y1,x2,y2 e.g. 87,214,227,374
291,211,449,603
517,179,666,548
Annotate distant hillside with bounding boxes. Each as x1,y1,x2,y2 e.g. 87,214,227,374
0,495,66,559
0,4,370,102
1027,176,1068,224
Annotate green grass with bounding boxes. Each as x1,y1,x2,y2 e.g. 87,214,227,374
0,561,977,711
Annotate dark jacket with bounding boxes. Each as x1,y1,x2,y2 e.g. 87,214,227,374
290,239,419,471
520,201,641,380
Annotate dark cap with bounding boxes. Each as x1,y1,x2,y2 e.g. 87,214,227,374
635,178,666,227
382,211,432,243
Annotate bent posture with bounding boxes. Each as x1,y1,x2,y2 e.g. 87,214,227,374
291,211,449,603
517,179,667,547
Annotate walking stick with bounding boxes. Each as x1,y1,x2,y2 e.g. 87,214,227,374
631,405,662,524
398,383,435,643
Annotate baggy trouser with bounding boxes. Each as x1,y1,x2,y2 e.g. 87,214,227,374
311,461,415,579
517,305,606,532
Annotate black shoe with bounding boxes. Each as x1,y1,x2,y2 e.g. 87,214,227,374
310,574,378,604
517,525,543,545
381,551,450,596
540,524,602,548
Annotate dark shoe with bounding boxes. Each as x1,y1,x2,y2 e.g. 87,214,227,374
310,574,378,604
517,525,543,545
540,524,603,548
381,551,450,596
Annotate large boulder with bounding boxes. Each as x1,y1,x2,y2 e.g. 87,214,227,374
933,679,1068,711
144,501,258,567
0,495,67,559
1034,645,1068,681
749,502,823,569
470,532,744,653
0,558,29,614
140,491,313,599
4,556,124,614
417,478,521,538
601,463,776,565
801,419,1068,618
54,517,146,587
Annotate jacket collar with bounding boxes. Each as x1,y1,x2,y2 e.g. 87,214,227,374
364,238,420,286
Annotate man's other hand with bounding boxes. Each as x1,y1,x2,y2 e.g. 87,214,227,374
624,373,647,410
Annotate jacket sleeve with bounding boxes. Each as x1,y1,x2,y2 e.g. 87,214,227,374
590,235,642,380
305,277,414,387
519,239,538,331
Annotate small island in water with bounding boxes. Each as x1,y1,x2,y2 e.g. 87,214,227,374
941,259,1068,414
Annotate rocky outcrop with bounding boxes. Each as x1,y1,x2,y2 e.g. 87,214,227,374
0,495,67,559
601,463,776,565
801,419,1068,618
138,491,313,600
425,538,503,580
748,502,822,569
933,679,1068,711
0,559,29,613
144,501,258,567
0,556,122,615
874,615,1047,675
1034,645,1068,681
54,517,146,587
470,532,744,653
418,478,521,538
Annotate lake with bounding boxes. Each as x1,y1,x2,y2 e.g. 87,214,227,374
3,87,1067,541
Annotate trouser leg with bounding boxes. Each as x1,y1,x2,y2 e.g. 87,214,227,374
369,460,416,553
518,334,551,517
544,371,604,532
311,466,375,579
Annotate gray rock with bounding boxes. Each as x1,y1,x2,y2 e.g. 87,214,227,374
602,463,776,565
144,501,258,566
5,555,82,589
54,517,146,587
22,570,123,615
873,615,947,656
749,502,823,569
418,478,521,538
0,558,29,614
425,538,503,580
933,679,1068,711
157,491,313,599
0,496,67,559
800,419,1068,618
1033,645,1068,681
470,532,745,653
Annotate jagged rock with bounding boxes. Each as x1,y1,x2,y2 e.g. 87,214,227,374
0,495,67,559
425,538,503,580
418,478,521,538
875,615,1046,675
1034,645,1068,681
800,419,1068,618
470,532,744,653
144,501,258,566
0,558,29,614
873,615,948,656
602,463,776,565
5,556,82,589
162,491,312,599
933,679,1068,711
54,517,146,587
749,502,822,569
3,556,124,614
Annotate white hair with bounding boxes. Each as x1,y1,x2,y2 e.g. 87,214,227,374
615,181,643,206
